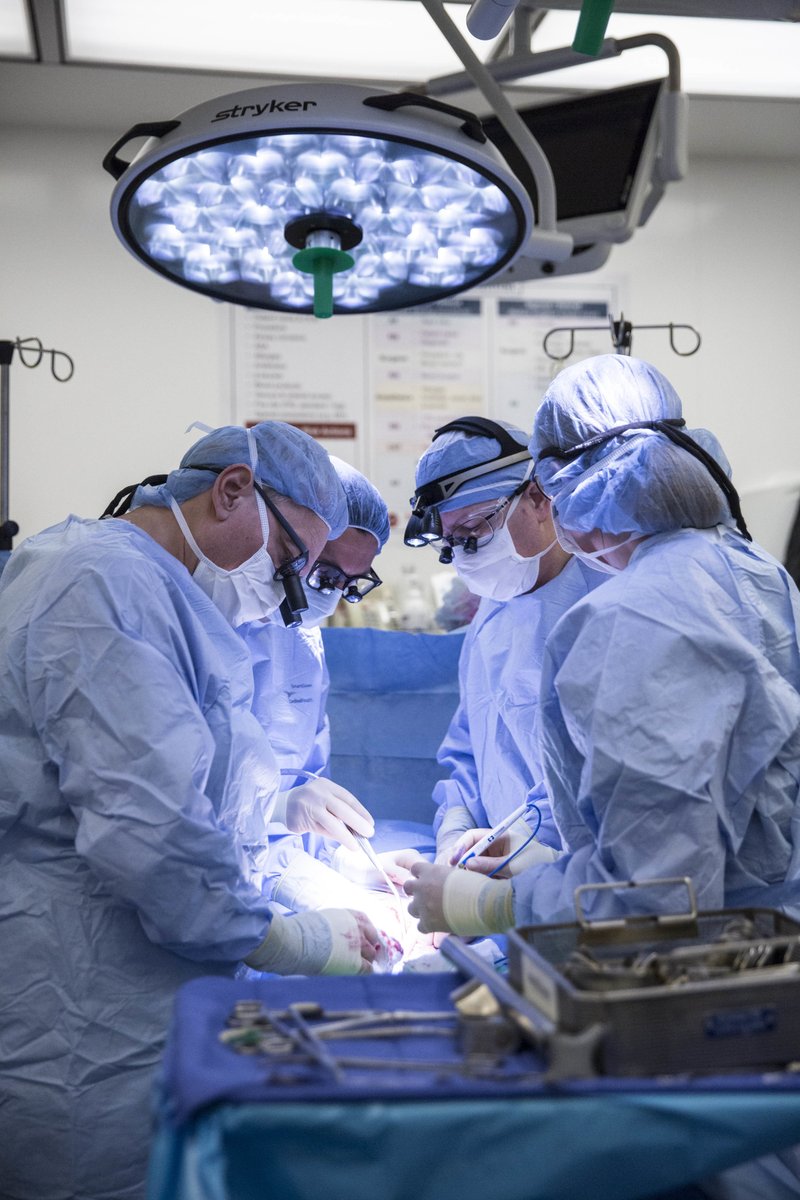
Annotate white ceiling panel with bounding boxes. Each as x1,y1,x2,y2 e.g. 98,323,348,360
0,0,35,57
528,11,800,98
62,0,500,82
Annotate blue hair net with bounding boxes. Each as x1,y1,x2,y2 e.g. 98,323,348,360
131,421,348,538
330,457,390,551
531,355,733,536
415,420,532,514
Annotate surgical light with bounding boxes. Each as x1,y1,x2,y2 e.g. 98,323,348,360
103,84,534,318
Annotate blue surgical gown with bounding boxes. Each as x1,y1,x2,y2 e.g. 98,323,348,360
243,617,330,785
433,559,604,849
237,621,438,909
513,526,800,925
0,516,280,1200
237,618,336,903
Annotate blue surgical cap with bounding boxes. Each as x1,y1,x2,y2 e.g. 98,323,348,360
330,457,390,551
415,420,532,514
531,355,733,536
131,421,348,538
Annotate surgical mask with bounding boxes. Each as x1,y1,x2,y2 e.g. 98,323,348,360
553,517,639,575
453,518,557,601
298,585,342,628
168,493,285,627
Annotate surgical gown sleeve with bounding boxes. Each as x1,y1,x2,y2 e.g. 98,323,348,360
24,569,275,962
513,582,800,925
432,620,485,835
243,619,332,784
242,619,334,886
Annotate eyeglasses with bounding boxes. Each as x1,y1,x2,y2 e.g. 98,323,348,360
189,463,308,577
251,480,308,578
189,464,312,624
428,486,524,563
306,560,382,604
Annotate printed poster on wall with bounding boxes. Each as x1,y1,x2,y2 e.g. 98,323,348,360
230,307,368,468
229,277,620,590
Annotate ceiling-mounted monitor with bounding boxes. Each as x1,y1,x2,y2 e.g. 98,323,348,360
482,78,668,280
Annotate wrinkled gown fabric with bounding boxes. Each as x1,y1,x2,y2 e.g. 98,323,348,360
434,558,604,849
513,527,800,925
0,517,279,1200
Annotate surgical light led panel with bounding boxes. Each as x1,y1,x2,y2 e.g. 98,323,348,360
105,84,533,317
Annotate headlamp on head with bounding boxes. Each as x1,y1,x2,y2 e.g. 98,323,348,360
404,503,443,548
404,416,531,554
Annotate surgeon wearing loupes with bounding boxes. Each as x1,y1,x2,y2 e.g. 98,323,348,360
0,421,382,1200
406,357,800,940
400,416,603,938
240,457,418,939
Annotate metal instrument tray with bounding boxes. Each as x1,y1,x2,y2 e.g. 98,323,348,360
507,879,800,1076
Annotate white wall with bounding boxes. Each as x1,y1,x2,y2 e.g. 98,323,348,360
0,126,230,534
1,121,799,613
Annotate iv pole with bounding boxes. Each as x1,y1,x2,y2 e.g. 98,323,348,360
0,338,74,553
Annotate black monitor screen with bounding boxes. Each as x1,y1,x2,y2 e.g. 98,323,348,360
483,79,662,222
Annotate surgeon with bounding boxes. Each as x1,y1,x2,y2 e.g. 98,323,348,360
401,417,603,925
241,455,405,916
405,357,800,942
0,421,382,1200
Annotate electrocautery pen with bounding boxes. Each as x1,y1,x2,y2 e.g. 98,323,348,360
456,801,530,869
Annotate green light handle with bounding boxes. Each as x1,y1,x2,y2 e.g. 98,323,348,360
572,0,615,57
292,246,354,319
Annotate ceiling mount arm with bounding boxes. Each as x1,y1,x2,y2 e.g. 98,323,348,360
426,28,686,187
486,6,549,63
420,0,573,262
425,31,681,95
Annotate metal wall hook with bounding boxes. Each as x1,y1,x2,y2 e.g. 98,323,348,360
665,322,703,357
542,313,702,362
15,336,75,382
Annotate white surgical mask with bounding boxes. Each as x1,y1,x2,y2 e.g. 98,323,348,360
168,493,285,627
453,521,557,601
296,585,342,628
553,518,639,575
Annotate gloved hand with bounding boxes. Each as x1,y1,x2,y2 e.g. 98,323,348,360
273,852,373,913
332,844,424,889
449,826,496,868
403,862,450,933
435,803,476,866
278,778,374,851
404,861,514,937
244,907,382,975
451,823,560,876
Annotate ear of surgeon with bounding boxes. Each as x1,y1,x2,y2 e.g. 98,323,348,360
125,421,347,628
177,462,331,574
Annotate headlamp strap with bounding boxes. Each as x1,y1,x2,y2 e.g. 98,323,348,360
538,417,751,542
100,474,168,518
411,417,531,513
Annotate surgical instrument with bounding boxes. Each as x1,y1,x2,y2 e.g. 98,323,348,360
456,800,530,869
